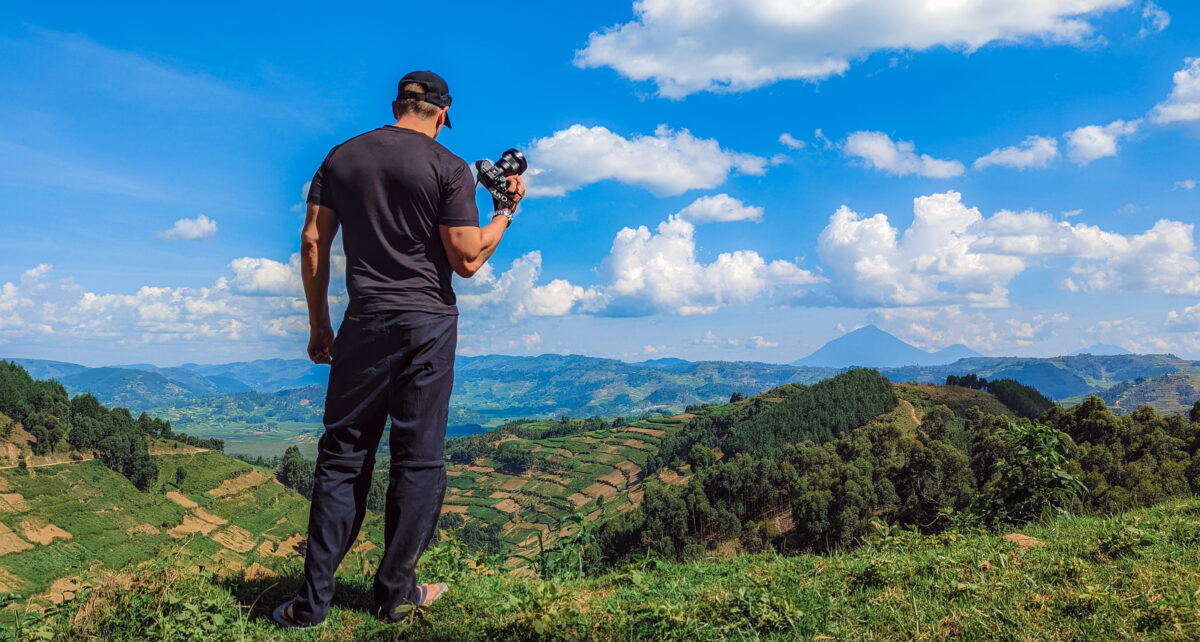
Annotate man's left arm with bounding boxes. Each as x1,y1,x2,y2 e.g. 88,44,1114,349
301,203,340,364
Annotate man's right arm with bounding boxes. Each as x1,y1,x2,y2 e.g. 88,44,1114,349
301,203,340,364
441,175,524,278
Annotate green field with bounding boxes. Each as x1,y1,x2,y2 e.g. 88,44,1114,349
12,497,1200,640
0,446,383,599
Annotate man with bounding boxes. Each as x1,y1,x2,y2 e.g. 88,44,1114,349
273,70,524,628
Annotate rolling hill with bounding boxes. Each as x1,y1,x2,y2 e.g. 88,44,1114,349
1096,372,1200,416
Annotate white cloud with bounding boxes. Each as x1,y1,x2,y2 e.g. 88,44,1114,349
1139,2,1170,37
459,213,822,319
642,344,667,355
1176,179,1196,190
1151,57,1200,125
817,191,1200,308
574,0,1130,97
292,181,312,213
158,214,217,241
604,215,822,315
778,133,806,150
675,194,763,224
1062,209,1083,218
0,261,328,353
228,255,302,296
455,252,605,321
1166,304,1200,332
973,135,1059,170
817,192,1023,307
749,335,778,349
843,131,964,178
524,124,766,197
1065,120,1140,164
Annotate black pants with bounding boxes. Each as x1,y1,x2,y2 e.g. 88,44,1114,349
291,310,456,623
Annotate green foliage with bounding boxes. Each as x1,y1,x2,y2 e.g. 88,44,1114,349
494,440,535,474
275,445,315,499
725,369,897,456
974,422,1086,525
16,498,1200,641
946,374,1054,419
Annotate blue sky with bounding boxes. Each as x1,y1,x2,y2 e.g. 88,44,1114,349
1,1,1198,366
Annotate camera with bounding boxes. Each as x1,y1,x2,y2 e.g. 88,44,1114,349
475,149,528,209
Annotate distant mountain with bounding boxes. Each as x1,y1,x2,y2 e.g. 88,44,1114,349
7,358,91,381
1072,343,1132,356
792,325,983,368
180,358,329,392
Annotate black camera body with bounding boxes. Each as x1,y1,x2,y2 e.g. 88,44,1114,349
475,148,528,209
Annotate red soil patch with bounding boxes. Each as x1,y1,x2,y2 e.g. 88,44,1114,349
208,470,271,498
442,504,468,514
1004,533,1046,549
0,521,33,556
0,493,30,513
244,562,277,581
211,525,257,553
127,523,161,537
165,491,198,509
658,471,688,486
627,427,665,437
495,499,522,513
580,482,618,501
20,520,72,545
567,493,590,508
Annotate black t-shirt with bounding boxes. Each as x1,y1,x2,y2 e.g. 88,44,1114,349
307,126,480,315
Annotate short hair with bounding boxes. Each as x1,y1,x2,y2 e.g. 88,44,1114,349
396,82,443,120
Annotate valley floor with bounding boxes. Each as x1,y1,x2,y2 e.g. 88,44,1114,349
9,497,1200,641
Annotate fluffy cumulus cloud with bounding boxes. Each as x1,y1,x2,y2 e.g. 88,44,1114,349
575,0,1131,97
455,253,605,321
973,135,1059,170
0,259,336,354
1176,179,1197,190
818,192,1022,307
674,194,763,224
1064,120,1140,165
1151,57,1200,125
817,191,1200,308
158,214,217,241
843,131,964,178
459,214,822,319
604,215,822,315
524,124,766,197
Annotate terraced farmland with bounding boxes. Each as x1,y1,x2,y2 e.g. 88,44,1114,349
0,444,384,602
441,415,691,562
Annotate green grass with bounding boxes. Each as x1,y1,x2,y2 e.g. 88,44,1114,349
13,497,1200,641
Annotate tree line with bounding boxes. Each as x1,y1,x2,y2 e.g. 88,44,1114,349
0,361,222,490
579,370,1200,570
945,374,1055,418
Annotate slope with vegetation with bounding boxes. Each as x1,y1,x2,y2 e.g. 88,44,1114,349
3,363,1200,639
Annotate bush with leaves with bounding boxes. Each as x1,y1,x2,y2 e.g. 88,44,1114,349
974,421,1086,525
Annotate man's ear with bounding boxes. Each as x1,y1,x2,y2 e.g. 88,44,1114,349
439,107,449,127
391,100,401,121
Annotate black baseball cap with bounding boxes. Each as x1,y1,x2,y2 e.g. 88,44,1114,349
398,70,453,129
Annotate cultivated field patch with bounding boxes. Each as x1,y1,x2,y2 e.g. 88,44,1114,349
208,470,272,498
20,519,72,545
0,521,33,556
0,493,30,513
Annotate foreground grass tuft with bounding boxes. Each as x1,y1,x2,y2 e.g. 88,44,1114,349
7,498,1200,640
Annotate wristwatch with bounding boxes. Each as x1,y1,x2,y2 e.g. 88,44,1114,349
492,208,514,225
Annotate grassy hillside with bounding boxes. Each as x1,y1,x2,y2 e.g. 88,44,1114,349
441,415,687,561
11,497,1200,640
0,445,381,601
